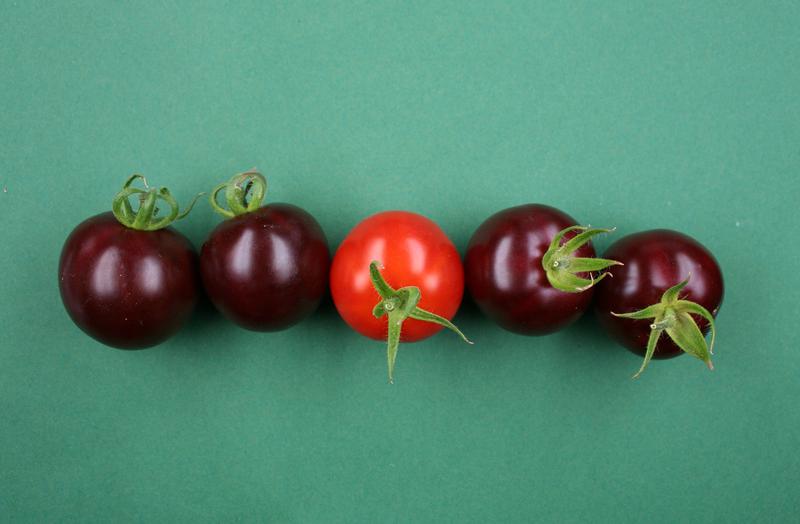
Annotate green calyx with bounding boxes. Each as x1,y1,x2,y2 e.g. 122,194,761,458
613,276,717,379
111,174,201,231
209,169,267,218
369,261,473,384
542,225,623,292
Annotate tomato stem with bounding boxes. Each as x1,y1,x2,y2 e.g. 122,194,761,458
369,261,472,383
612,275,717,378
209,169,267,218
111,174,202,231
541,225,622,293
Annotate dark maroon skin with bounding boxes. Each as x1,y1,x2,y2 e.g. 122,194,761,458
594,229,724,359
59,212,199,349
465,204,596,335
200,203,330,331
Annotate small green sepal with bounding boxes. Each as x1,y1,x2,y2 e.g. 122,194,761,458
612,275,717,378
209,168,267,219
111,174,202,231
542,225,622,293
369,261,472,384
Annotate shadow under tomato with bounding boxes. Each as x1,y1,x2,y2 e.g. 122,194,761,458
560,312,621,356
169,292,232,352
425,292,631,386
298,292,356,356
549,310,639,384
167,277,632,388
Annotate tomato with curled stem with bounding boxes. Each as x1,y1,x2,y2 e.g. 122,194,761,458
200,170,330,331
594,229,724,377
465,204,620,335
59,175,200,349
330,211,471,382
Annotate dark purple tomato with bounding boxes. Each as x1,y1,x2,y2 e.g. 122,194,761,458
200,203,330,331
59,212,199,349
594,229,724,359
465,204,601,335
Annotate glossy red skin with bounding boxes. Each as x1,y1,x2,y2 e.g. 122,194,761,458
330,211,464,342
594,229,724,359
59,212,199,349
464,204,596,335
200,203,330,331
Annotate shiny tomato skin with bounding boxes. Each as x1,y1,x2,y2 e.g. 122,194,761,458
594,229,724,359
464,204,595,335
200,203,330,331
330,211,464,342
58,212,199,349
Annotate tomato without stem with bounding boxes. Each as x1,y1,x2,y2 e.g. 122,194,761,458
59,176,200,349
330,211,470,382
200,171,329,331
465,204,620,335
594,229,724,376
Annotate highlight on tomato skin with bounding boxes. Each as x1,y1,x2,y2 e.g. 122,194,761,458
464,204,620,336
593,229,724,377
58,176,200,349
330,210,471,382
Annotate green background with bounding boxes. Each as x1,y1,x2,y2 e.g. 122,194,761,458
2,1,798,522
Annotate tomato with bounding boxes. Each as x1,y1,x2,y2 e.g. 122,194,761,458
465,204,620,335
594,229,724,377
330,211,470,381
200,171,329,331
58,176,199,349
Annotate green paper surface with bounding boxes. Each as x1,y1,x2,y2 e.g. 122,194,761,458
1,2,798,522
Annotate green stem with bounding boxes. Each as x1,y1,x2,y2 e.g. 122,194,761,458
209,169,267,218
542,225,622,293
369,261,472,384
131,190,157,229
111,174,201,231
612,275,717,378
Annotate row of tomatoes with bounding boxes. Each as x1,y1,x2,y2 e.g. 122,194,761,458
59,171,723,381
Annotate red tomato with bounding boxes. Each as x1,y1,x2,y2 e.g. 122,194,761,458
331,211,464,343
